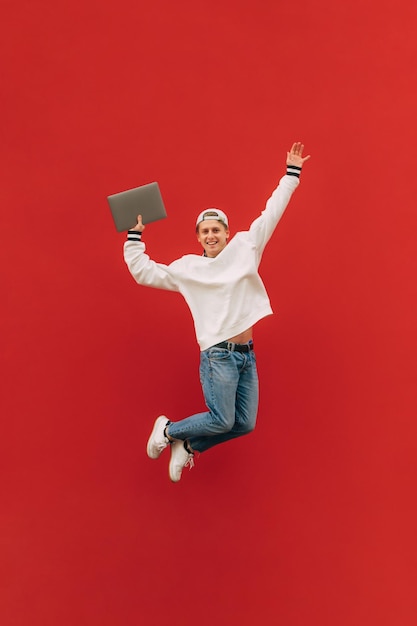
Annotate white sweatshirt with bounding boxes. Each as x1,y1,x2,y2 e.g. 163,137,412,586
124,169,300,351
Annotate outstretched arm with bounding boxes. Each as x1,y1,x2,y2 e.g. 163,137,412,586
124,214,180,291
248,141,310,254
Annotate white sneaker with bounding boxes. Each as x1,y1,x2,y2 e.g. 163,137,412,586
146,416,170,459
169,440,195,483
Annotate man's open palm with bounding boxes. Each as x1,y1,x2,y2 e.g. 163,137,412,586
287,142,311,167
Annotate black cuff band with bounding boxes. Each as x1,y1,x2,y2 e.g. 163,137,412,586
286,165,302,178
127,230,142,241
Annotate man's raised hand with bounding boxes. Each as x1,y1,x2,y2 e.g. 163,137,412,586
287,142,311,167
131,214,145,233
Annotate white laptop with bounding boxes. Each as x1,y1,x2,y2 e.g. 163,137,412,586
107,181,167,232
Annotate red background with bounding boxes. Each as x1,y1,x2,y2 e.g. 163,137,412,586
2,1,417,624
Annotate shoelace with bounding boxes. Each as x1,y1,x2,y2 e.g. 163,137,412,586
185,454,195,471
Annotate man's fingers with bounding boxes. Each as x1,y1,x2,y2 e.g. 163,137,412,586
289,142,302,156
133,214,145,232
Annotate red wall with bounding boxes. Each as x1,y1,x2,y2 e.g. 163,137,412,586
2,1,417,624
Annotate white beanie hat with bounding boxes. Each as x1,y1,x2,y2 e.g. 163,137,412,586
196,208,229,229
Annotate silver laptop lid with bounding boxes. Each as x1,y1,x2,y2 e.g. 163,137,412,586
107,181,167,232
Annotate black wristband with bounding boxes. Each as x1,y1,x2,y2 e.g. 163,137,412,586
127,230,142,241
286,165,302,178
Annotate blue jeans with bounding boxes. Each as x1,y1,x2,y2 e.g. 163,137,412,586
167,344,259,453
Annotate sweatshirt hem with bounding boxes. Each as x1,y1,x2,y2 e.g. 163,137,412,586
197,307,274,351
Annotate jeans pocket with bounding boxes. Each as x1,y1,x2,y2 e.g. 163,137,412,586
207,347,230,361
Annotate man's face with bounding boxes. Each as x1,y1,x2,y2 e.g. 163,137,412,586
196,220,230,258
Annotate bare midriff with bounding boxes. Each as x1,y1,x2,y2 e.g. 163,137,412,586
227,327,253,344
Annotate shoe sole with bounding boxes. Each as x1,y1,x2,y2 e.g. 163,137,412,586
169,440,186,482
146,415,168,459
